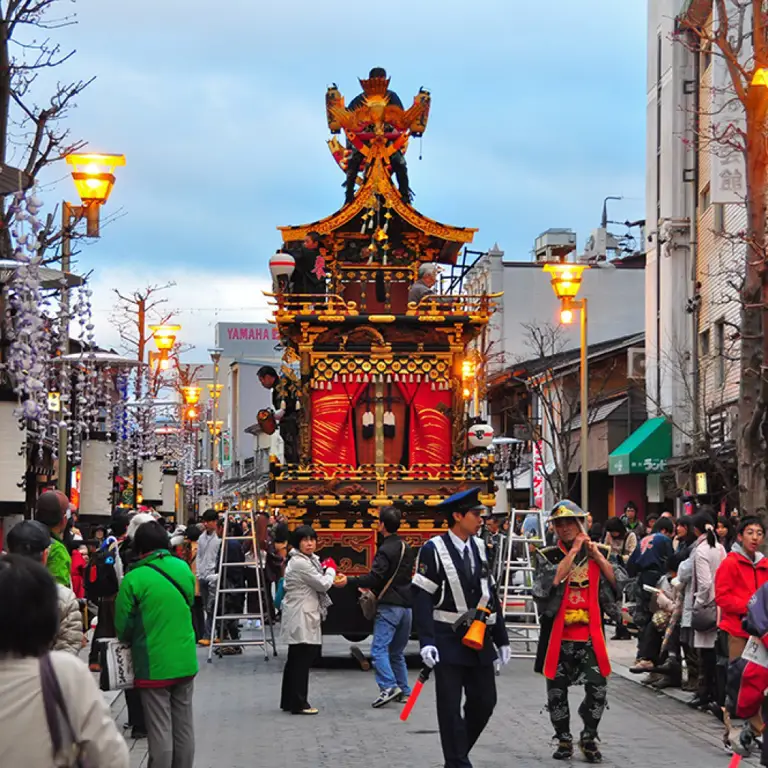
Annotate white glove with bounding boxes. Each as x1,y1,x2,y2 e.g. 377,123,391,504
498,645,511,666
420,645,440,668
274,409,286,422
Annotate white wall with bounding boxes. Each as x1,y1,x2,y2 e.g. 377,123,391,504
645,0,698,456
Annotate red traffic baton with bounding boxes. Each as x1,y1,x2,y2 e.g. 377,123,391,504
400,667,432,722
727,756,742,768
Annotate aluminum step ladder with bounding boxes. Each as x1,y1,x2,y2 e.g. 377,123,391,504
207,510,278,663
498,509,547,659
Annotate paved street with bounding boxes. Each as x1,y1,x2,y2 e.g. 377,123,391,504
118,638,754,768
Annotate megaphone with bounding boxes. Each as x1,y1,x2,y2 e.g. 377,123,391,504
462,606,491,650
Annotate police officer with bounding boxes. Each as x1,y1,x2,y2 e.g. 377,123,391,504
481,511,505,577
412,488,511,768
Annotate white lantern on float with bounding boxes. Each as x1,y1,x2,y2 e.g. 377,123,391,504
269,252,295,280
468,423,494,449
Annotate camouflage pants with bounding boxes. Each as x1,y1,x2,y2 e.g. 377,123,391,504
546,640,608,740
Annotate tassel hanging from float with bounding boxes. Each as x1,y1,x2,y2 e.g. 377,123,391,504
362,410,375,440
383,410,396,439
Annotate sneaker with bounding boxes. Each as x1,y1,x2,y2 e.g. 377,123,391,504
198,639,211,647
733,722,759,757
293,707,318,715
629,659,654,673
579,734,602,763
552,736,573,760
372,687,402,709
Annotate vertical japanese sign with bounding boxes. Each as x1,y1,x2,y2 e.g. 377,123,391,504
532,440,544,509
710,0,749,204
221,430,232,468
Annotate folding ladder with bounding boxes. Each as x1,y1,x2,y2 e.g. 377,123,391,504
497,509,546,659
207,510,278,663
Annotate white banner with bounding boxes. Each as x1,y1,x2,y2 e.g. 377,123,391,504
710,1,750,204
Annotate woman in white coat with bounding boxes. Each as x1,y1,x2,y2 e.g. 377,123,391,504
687,511,726,711
0,554,129,767
280,526,347,714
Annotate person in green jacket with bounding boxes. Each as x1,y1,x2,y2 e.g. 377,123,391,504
35,492,71,588
115,520,197,768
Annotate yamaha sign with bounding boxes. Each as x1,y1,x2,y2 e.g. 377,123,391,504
214,323,283,362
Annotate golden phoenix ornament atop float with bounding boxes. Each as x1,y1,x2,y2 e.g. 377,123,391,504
325,67,431,207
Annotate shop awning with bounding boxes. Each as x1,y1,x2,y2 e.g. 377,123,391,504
608,417,672,475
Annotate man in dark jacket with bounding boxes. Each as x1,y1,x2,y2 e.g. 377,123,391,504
290,231,326,296
257,366,300,464
347,506,415,708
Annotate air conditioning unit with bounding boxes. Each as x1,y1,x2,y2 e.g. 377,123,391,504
627,347,646,380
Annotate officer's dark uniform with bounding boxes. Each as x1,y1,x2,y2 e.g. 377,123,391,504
412,488,510,768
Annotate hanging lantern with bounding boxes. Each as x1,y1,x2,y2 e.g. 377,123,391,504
269,252,295,280
468,423,494,449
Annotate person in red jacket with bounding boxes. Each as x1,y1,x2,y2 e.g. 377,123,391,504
716,516,768,756
69,537,87,600
715,515,768,660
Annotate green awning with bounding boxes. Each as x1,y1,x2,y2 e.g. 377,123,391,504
608,417,672,475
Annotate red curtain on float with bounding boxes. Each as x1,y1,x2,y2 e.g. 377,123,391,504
311,381,369,466
396,382,451,467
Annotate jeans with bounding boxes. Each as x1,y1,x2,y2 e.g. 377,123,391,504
371,604,412,694
199,579,216,639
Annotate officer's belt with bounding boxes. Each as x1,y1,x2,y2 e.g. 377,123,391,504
433,609,497,626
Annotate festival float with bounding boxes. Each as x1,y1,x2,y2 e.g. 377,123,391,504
265,68,500,637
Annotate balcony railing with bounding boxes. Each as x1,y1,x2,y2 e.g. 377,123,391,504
268,291,499,324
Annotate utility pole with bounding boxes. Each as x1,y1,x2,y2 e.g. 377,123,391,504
133,295,146,511
57,203,73,493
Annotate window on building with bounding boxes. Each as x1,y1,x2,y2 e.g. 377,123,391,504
700,328,710,357
715,320,726,386
714,203,725,233
700,183,711,212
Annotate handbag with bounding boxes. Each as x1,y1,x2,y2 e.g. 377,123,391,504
99,638,134,691
100,560,191,691
39,654,90,768
690,546,718,632
274,577,285,610
359,541,406,621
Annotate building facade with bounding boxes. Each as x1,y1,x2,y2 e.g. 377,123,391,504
638,0,741,513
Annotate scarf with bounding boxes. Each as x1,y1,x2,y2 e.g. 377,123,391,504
301,552,333,620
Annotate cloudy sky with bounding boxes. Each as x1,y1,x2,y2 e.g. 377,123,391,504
24,0,646,358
